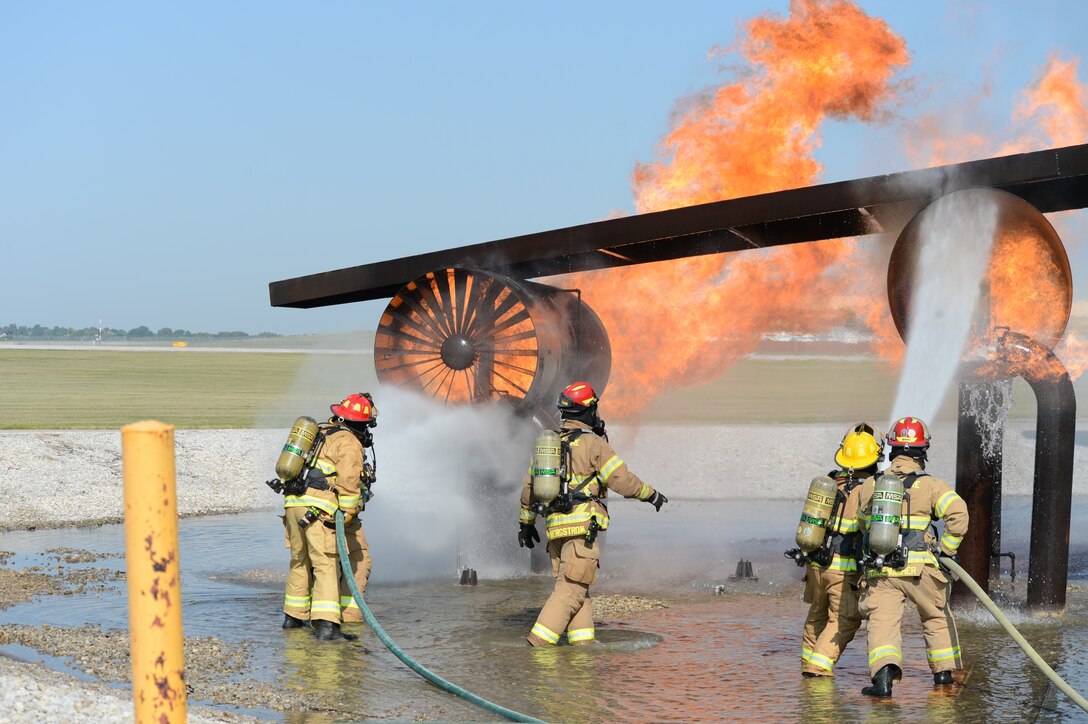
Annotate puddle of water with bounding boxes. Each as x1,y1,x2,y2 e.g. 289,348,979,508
2,497,1088,721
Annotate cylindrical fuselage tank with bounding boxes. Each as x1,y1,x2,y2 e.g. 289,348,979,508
887,187,1071,351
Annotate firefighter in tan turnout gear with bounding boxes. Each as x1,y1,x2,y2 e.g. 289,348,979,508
273,392,378,641
518,381,668,646
857,416,969,697
791,423,884,678
338,400,378,625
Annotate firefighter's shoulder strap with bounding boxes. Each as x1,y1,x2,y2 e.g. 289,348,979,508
314,426,331,440
560,428,600,496
899,471,930,535
302,425,334,490
824,472,857,534
901,471,929,489
840,472,864,494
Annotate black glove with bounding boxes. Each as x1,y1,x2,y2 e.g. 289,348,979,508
647,491,668,512
518,523,540,549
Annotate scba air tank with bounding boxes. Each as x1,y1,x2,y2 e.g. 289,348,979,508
531,429,562,504
867,473,904,556
795,476,838,553
275,416,320,481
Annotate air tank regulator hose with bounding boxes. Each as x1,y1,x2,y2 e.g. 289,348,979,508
334,511,545,723
939,556,1088,713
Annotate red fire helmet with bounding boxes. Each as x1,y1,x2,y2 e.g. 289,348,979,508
557,381,598,410
331,392,377,423
887,416,930,449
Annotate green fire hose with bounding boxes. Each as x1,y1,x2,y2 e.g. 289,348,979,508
940,556,1088,713
333,511,545,723
330,513,1086,717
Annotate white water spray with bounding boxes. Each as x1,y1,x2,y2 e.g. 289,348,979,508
361,386,539,580
962,379,1014,460
890,192,999,425
259,352,539,581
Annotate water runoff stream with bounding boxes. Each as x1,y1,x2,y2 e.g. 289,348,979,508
2,494,1088,722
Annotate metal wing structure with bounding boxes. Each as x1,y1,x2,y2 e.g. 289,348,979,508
270,143,1088,609
270,143,1088,308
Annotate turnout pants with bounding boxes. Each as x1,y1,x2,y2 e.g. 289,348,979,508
859,565,962,678
283,507,343,624
339,519,372,623
801,567,861,675
527,537,600,646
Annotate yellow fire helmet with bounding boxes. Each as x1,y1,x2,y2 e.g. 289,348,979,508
834,422,885,470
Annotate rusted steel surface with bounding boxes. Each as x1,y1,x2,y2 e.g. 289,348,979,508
997,334,1079,610
270,143,1088,308
123,420,187,724
1025,369,1076,610
953,380,1004,601
971,332,1078,610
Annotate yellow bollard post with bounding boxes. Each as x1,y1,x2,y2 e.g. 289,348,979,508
122,420,187,724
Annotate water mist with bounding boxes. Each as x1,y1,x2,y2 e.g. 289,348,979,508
260,351,539,582
346,386,539,582
890,192,999,425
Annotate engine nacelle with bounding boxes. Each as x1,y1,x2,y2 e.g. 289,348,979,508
374,268,611,419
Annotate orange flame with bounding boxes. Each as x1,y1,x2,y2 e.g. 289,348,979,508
1016,56,1088,379
1007,55,1088,152
559,3,1088,416
898,55,1088,382
973,330,1076,385
632,0,908,213
982,228,1070,350
983,57,1088,378
562,0,910,417
1056,331,1088,381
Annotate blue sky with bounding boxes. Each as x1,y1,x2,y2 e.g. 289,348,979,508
3,1,1088,335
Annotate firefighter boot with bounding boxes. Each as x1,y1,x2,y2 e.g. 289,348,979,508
862,664,900,697
313,620,358,641
282,614,309,629
933,671,954,686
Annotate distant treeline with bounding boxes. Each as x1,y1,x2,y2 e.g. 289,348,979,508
1,323,281,340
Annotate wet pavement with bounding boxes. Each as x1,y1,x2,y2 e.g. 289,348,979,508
2,497,1088,722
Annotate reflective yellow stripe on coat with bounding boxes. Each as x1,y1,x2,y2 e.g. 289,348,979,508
545,502,610,541
284,494,337,515
809,554,857,572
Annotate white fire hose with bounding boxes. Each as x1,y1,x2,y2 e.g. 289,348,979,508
940,556,1088,713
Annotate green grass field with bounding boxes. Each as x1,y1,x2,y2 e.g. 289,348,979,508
3,345,1081,429
652,356,1082,424
0,348,377,429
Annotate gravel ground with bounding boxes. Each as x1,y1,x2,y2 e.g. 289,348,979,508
1,428,294,721
4,419,1083,535
0,652,262,724
2,429,284,533
3,420,1086,721
0,426,702,722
